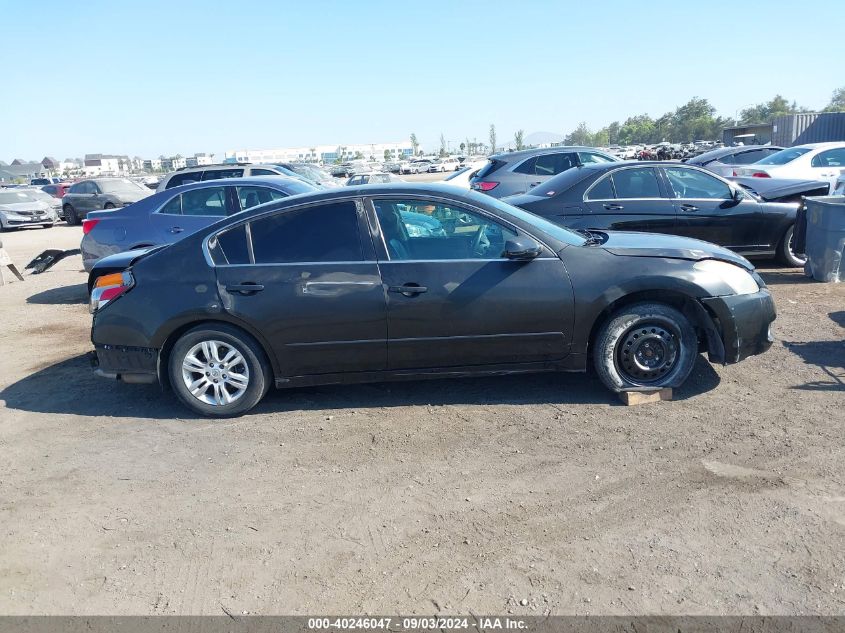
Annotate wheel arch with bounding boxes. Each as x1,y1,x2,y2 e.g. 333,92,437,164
586,289,725,368
155,318,278,390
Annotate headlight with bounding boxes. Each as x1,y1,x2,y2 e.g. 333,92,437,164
694,259,759,295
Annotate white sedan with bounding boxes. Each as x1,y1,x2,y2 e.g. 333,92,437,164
737,142,845,190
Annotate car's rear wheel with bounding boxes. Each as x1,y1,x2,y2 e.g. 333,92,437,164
777,224,806,267
593,303,698,392
64,204,79,225
168,324,271,417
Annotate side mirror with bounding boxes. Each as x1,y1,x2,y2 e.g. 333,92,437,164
504,237,542,260
732,188,744,201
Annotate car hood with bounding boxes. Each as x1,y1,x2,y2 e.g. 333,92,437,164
0,201,50,213
598,230,753,270
113,190,152,203
729,176,829,200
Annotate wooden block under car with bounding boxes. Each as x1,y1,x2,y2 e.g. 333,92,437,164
618,388,673,406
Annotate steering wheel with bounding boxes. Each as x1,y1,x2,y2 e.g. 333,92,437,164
471,224,490,256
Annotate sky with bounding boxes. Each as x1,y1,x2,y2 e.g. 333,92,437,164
1,0,843,160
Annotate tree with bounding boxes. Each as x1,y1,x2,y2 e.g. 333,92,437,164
459,142,466,153
384,149,391,161
514,129,525,151
354,151,364,160
410,133,419,156
739,95,805,125
592,129,609,147
439,133,447,157
824,86,845,112
606,121,621,145
489,124,497,154
565,121,593,146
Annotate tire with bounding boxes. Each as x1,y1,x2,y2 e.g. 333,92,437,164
104,202,115,210
41,224,52,229
168,324,272,417
64,204,79,225
776,224,806,267
592,302,698,392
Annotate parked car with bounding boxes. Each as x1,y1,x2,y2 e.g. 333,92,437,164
736,143,845,189
42,182,71,199
439,162,488,189
428,158,462,172
685,145,785,177
470,147,619,198
62,178,152,225
88,183,775,417
345,173,401,186
20,186,63,220
156,163,311,191
81,176,317,272
268,163,341,188
729,176,829,203
503,161,806,266
0,190,56,230
30,178,54,186
408,160,432,174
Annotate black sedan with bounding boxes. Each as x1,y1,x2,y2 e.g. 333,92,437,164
504,161,804,266
89,184,776,417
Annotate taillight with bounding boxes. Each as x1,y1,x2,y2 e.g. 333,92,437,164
732,170,738,177
472,181,499,192
90,271,134,313
750,172,771,178
82,219,100,235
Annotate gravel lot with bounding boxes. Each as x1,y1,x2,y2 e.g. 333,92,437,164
0,223,843,616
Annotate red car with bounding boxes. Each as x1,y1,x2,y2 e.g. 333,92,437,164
42,183,71,198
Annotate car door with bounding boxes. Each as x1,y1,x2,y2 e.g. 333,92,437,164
582,166,676,233
212,199,387,376
367,196,574,370
662,165,763,249
76,181,96,214
153,185,236,243
810,148,845,189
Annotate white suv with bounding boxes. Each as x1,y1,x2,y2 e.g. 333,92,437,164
157,164,297,191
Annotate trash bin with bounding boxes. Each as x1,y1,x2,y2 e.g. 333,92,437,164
804,196,845,282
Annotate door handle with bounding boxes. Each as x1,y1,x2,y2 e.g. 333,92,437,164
168,226,184,234
388,284,428,296
529,181,541,187
226,283,265,295
603,203,624,210
680,204,699,212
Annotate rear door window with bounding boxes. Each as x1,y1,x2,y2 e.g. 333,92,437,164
535,152,576,176
209,225,251,265
610,168,661,199
159,194,182,215
513,157,537,174
249,201,362,263
811,148,845,168
585,175,615,200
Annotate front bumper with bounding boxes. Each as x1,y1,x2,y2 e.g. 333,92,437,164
2,214,54,226
701,288,776,364
91,344,158,384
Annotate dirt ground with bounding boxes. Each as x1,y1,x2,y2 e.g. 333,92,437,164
0,224,843,616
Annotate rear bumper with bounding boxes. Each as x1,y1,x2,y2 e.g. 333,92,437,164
701,288,776,364
91,344,158,384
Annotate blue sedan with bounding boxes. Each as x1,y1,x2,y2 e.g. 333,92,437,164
81,176,317,271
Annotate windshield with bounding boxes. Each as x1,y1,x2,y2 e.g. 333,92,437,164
0,191,36,204
22,189,53,202
474,193,586,246
99,178,147,193
291,164,332,182
444,167,471,181
755,147,811,165
280,180,318,196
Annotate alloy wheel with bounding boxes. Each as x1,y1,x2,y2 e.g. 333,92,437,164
181,340,250,406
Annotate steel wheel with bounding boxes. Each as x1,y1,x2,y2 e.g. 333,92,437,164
180,340,250,406
615,321,680,384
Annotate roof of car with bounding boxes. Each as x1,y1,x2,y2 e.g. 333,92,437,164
160,175,315,194
793,142,845,149
687,145,781,164
489,146,605,161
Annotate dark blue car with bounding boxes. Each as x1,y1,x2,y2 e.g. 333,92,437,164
81,176,317,271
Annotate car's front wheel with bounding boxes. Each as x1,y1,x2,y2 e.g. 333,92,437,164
168,324,272,417
593,302,698,392
777,224,806,267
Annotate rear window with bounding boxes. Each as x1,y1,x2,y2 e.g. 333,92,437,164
756,147,811,165
201,168,244,181
474,159,505,179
